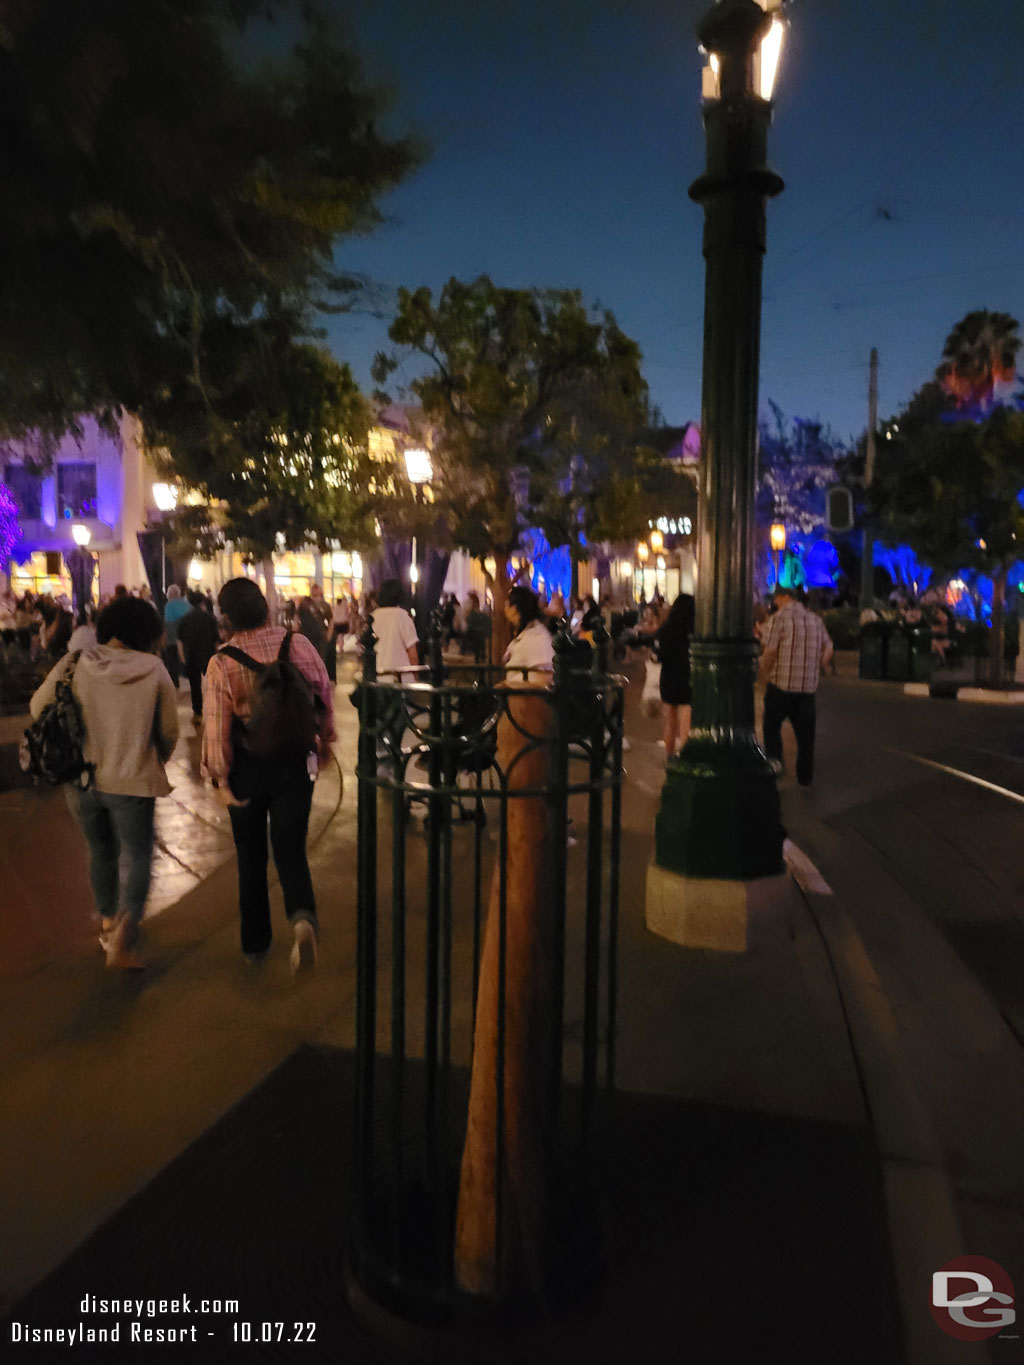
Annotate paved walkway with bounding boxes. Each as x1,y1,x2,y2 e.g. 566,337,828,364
0,655,1021,1362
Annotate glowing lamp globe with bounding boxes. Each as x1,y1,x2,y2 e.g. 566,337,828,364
404,448,433,486
701,0,786,103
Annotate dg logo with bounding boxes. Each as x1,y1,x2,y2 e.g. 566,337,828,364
931,1256,1016,1341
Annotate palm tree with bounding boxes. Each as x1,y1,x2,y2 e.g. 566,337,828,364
936,310,1021,412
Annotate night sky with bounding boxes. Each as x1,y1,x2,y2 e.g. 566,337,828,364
319,0,1023,443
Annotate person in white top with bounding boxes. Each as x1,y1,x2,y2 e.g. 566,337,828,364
503,586,554,682
371,578,420,676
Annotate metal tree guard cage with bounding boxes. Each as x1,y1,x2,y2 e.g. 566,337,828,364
349,616,623,1324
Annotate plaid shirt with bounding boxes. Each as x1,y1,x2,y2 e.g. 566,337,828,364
759,601,833,693
201,625,336,784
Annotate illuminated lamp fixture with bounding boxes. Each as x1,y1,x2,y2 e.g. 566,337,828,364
637,542,650,563
409,562,420,585
769,523,786,553
152,482,178,512
404,447,433,486
71,523,92,547
701,0,786,103
188,558,203,582
649,529,664,554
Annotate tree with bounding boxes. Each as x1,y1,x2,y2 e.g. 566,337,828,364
872,394,1024,685
373,275,677,651
148,333,386,607
757,403,851,535
756,404,851,592
936,310,1021,415
0,0,418,454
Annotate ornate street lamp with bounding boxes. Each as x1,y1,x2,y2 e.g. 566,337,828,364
67,524,96,613
648,0,787,938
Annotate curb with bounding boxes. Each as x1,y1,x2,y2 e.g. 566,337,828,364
903,682,1024,704
795,884,966,1365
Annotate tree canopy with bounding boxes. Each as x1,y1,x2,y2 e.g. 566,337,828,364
757,403,851,537
148,332,384,565
373,275,680,634
936,310,1021,415
0,0,418,457
872,310,1024,683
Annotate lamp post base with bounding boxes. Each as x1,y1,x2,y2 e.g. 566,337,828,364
654,749,785,883
645,859,794,953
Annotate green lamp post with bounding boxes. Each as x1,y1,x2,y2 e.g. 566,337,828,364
650,0,787,905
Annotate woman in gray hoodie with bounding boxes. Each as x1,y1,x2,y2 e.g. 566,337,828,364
30,596,179,969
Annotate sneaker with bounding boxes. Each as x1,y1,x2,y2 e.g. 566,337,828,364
243,949,269,967
290,919,318,975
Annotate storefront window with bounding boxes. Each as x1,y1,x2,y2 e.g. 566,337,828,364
10,551,71,599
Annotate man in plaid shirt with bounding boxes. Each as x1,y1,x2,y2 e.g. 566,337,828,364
758,587,834,787
202,578,336,972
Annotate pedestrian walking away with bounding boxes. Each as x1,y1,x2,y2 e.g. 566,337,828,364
177,590,220,725
30,595,179,970
758,587,834,787
162,584,189,689
202,578,336,972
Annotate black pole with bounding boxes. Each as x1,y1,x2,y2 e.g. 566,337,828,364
653,0,785,881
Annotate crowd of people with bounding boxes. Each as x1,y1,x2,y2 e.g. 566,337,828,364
15,566,840,981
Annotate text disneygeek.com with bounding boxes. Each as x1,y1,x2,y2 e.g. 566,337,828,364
9,1296,318,1346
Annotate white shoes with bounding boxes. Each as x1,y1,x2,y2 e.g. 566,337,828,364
290,919,318,975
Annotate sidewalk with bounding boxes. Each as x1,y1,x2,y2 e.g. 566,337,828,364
0,658,997,1362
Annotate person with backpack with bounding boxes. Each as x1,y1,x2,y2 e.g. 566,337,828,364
201,578,335,972
29,595,179,970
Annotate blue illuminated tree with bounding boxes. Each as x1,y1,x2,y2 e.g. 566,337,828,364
0,482,22,566
756,404,851,593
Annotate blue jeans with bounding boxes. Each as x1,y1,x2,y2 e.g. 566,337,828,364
66,787,156,930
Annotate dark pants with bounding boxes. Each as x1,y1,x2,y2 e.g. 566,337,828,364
66,787,156,933
762,683,817,786
324,637,337,684
163,644,180,689
227,751,316,955
185,655,209,717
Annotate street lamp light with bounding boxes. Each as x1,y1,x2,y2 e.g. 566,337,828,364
152,482,178,512
404,447,433,487
71,523,91,547
404,447,433,619
770,521,786,587
648,0,787,920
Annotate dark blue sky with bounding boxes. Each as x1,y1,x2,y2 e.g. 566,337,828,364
321,0,1023,443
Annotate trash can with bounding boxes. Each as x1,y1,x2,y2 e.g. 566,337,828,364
859,621,887,680
885,627,911,681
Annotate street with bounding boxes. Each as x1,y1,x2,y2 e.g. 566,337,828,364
2,656,1024,1361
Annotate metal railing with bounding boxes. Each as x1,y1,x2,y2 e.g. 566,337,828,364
349,616,623,1323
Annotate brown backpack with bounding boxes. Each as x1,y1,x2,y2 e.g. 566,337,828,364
222,633,320,760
